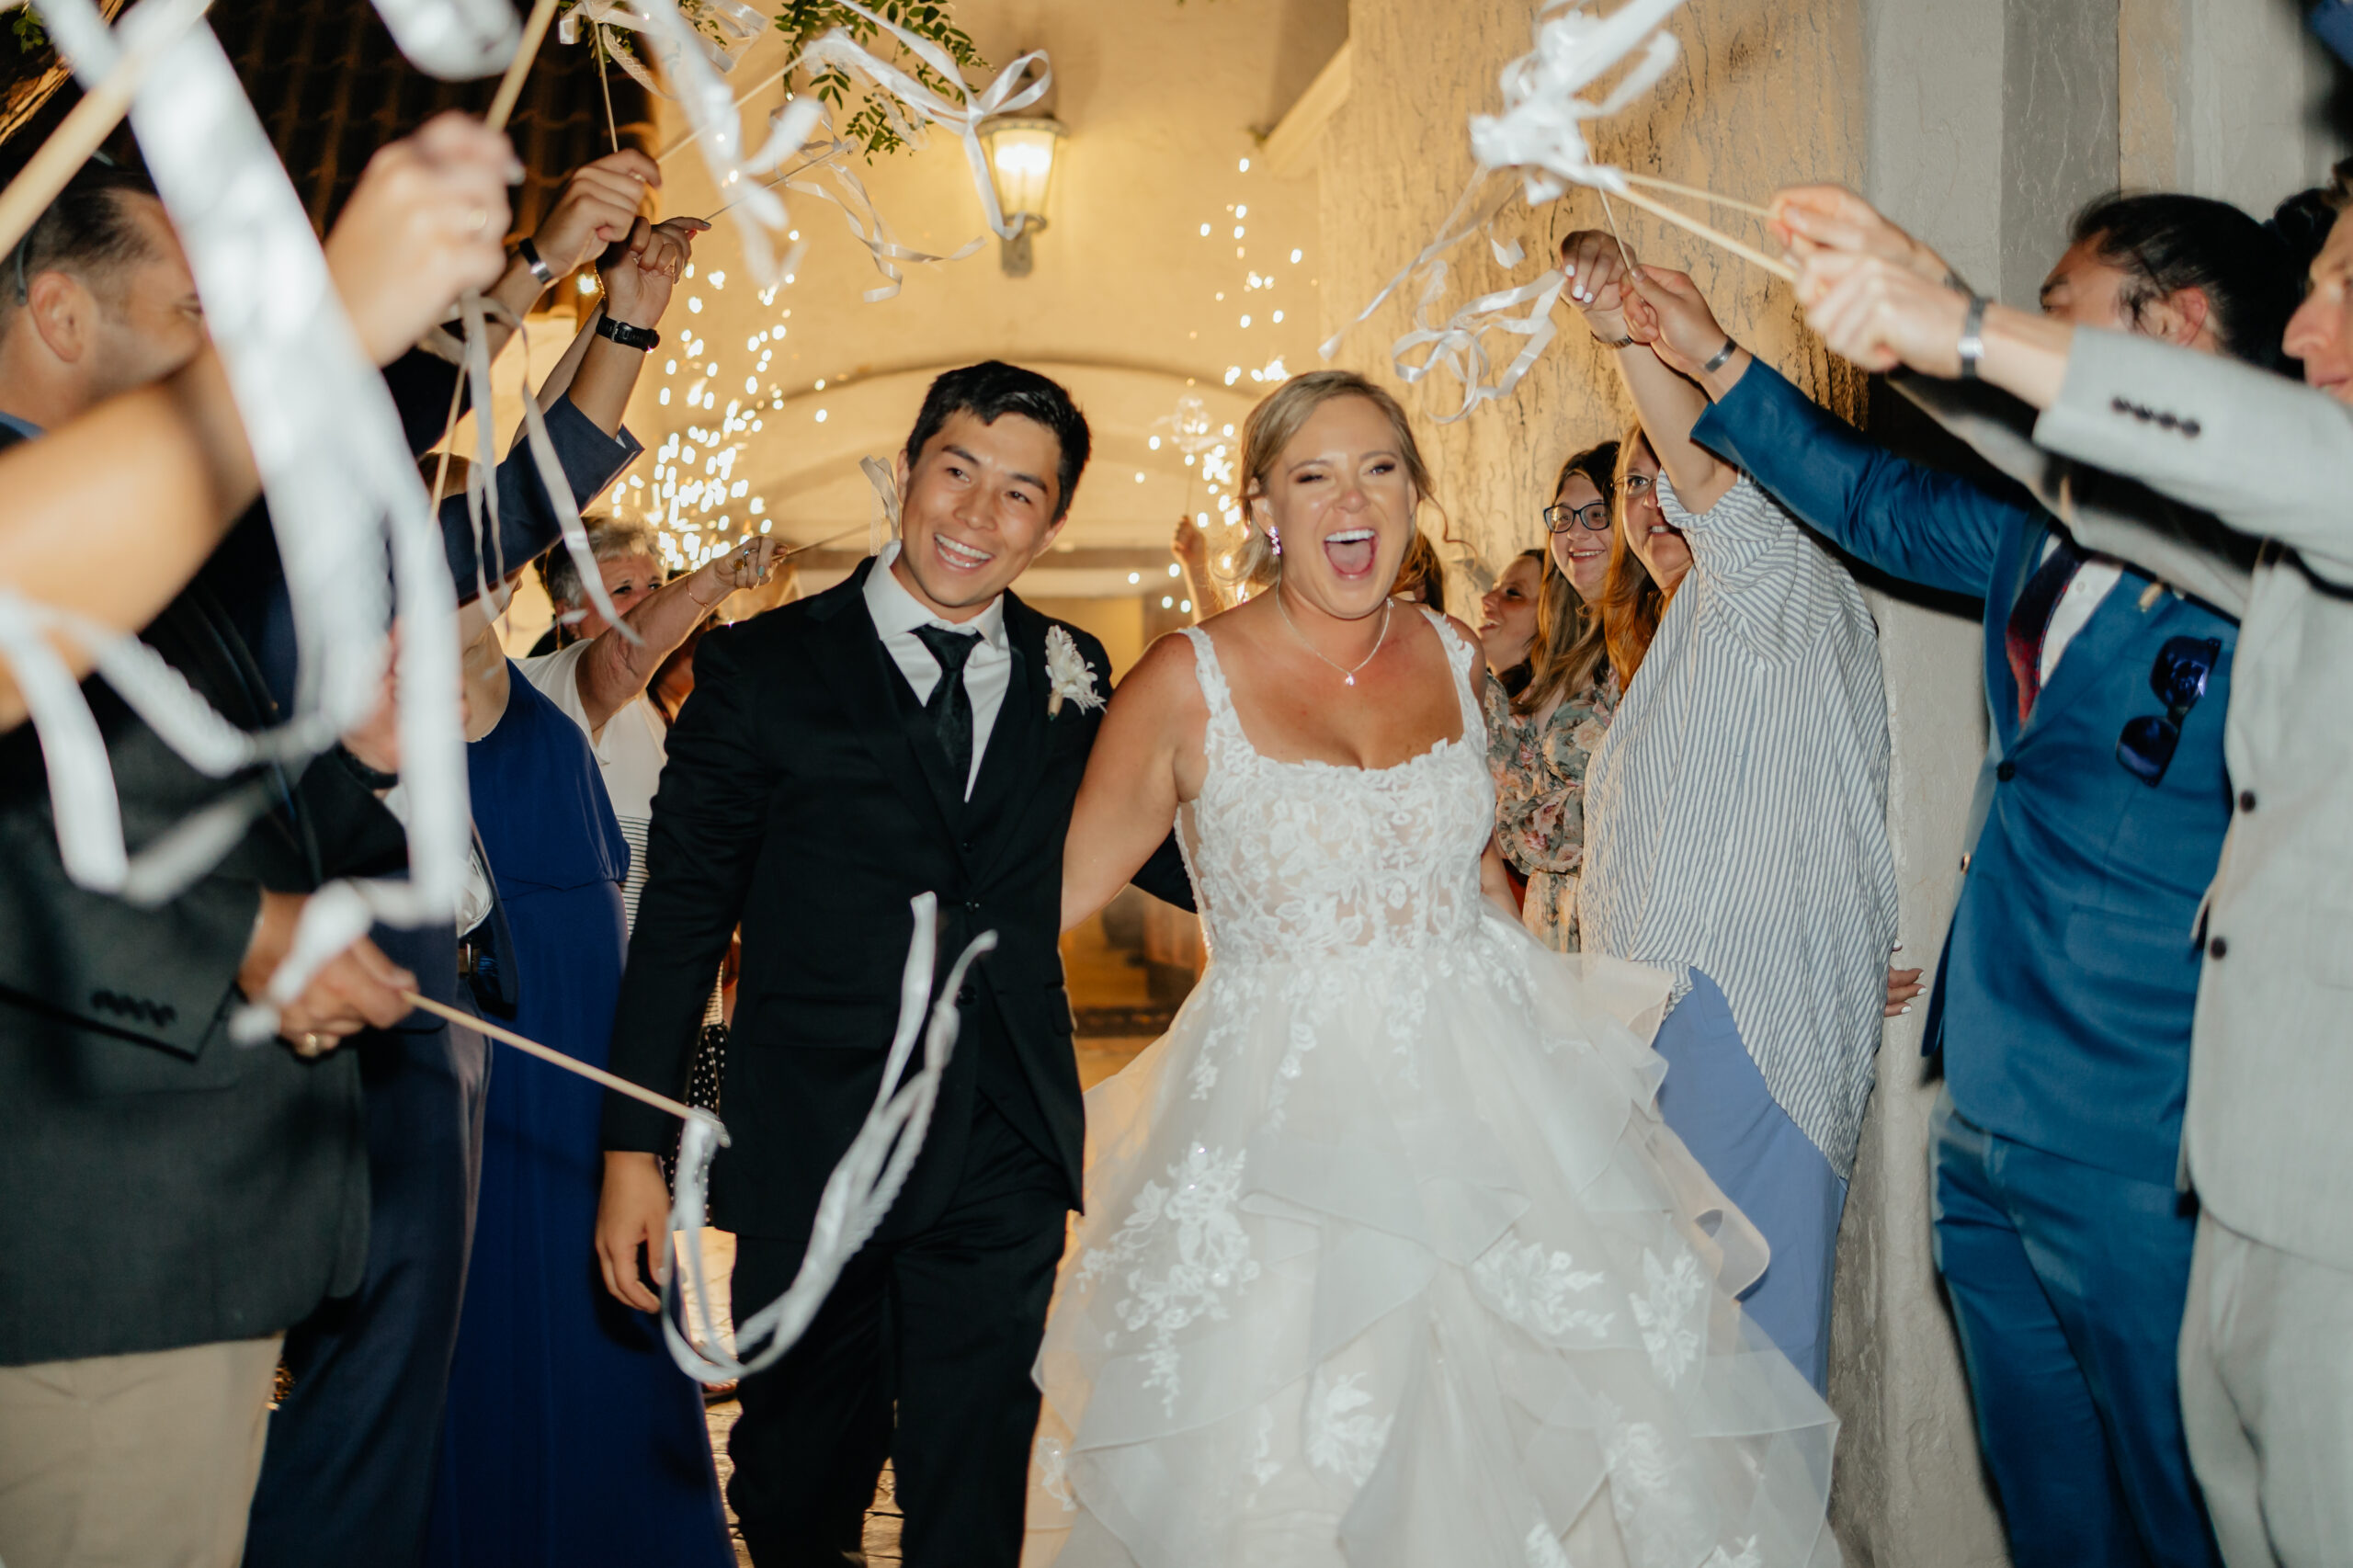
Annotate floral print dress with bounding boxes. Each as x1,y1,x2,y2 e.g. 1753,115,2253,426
1483,669,1620,952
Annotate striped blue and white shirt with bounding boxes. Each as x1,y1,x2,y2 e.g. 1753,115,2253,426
1580,472,1899,1176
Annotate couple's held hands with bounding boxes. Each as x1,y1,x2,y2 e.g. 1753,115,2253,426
1558,232,1750,393
597,1151,673,1312
236,889,418,1055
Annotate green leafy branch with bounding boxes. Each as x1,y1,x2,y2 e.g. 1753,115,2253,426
773,1,986,160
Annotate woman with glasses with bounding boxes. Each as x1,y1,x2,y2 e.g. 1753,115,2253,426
1483,438,1630,949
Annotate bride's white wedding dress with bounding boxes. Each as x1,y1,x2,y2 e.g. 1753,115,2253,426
1026,611,1840,1567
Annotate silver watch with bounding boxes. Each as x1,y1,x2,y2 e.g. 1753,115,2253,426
1957,293,1990,380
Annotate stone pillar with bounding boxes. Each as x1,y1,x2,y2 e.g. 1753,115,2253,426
2121,0,2352,209
1829,2,2015,1562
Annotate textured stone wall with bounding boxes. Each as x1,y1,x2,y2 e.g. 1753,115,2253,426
1319,0,1866,598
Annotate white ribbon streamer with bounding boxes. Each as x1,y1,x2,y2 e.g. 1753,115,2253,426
782,0,1049,245
29,0,471,1039
1322,0,1690,419
664,892,996,1382
366,0,521,80
560,0,766,90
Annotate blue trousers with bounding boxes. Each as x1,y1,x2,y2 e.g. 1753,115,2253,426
1652,969,1847,1392
244,937,489,1568
1929,1089,2220,1568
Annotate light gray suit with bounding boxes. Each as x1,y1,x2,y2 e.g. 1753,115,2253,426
1907,326,2353,1568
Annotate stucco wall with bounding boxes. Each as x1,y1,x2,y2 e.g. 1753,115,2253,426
1319,0,1867,593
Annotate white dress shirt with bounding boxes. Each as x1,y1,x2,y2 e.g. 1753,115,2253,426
863,541,1013,799
2036,537,2125,683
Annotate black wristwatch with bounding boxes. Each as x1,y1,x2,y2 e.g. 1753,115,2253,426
515,236,555,289
596,314,660,352
333,745,400,792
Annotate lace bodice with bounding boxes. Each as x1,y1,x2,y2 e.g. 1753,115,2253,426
1176,609,1497,963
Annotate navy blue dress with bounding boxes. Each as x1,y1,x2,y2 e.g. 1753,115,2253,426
426,665,731,1567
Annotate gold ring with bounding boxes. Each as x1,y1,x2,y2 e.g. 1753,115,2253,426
466,208,490,233
299,1032,322,1054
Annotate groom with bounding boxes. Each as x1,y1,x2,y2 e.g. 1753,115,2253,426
597,361,1191,1566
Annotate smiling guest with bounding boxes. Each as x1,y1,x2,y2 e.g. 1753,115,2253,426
1484,439,1627,951
1476,547,1545,694
594,361,1192,1568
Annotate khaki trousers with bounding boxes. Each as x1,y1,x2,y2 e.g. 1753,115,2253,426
0,1335,282,1568
2180,1212,2353,1568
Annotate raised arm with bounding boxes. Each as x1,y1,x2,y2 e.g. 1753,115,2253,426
1786,201,2353,584
569,540,779,733
1061,632,1206,931
1559,233,1735,513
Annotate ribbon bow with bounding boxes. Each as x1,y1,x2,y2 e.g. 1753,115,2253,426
1322,0,1690,422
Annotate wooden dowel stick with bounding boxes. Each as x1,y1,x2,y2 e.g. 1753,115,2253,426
1610,184,1797,283
1618,173,1775,222
0,24,177,261
401,989,701,1123
484,0,563,134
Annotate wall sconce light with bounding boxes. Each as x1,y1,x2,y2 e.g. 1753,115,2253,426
980,115,1064,278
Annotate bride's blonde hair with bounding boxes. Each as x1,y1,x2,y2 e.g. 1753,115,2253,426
1232,370,1438,593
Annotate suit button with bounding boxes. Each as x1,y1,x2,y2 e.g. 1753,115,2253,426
960,840,974,854
1995,761,2016,782
2209,936,2228,960
2238,790,2256,812
956,985,975,1005
964,900,982,913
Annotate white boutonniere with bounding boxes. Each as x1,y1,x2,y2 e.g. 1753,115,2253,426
1042,625,1104,717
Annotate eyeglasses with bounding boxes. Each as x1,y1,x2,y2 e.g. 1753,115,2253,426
2117,635,2221,787
1543,500,1611,533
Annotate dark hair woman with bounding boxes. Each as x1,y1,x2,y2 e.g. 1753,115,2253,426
1483,439,1627,950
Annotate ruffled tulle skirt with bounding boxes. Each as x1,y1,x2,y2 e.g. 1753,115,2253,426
1024,912,1841,1568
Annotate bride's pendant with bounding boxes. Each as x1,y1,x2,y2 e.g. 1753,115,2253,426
1345,674,1356,686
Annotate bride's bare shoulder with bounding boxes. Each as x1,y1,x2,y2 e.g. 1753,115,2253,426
1108,628,1211,721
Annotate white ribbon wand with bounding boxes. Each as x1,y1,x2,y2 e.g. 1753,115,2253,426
390,893,993,1384
1324,0,1790,418
666,892,995,1383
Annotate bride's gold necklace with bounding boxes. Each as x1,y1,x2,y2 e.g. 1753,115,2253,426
1276,589,1391,687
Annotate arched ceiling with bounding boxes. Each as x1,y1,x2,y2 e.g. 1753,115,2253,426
614,0,1347,593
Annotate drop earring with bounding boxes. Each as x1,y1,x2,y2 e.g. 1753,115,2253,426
1267,527,1282,557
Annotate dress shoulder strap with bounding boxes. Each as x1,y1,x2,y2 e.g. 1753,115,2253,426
1415,606,1483,742
1178,626,1247,755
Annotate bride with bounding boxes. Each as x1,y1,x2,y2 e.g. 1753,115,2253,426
1026,370,1840,1567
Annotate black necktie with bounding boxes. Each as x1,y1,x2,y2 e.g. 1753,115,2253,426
2004,533,2086,724
912,623,983,792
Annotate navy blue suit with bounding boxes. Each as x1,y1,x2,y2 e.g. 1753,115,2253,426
1694,362,2231,1567
244,358,641,1568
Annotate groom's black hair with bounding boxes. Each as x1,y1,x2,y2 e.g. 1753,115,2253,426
904,360,1091,521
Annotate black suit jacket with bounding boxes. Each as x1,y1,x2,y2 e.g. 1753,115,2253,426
0,577,405,1365
603,559,1192,1241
